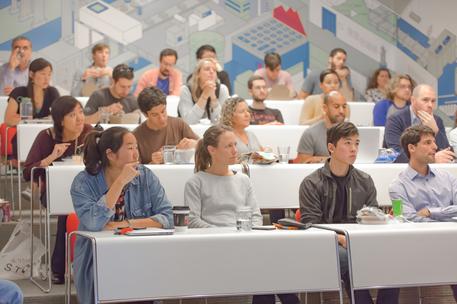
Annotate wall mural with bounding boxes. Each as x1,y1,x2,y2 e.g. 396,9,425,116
0,0,456,118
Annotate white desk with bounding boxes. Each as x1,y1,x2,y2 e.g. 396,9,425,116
45,163,457,215
68,227,342,303
347,102,375,126
315,222,457,304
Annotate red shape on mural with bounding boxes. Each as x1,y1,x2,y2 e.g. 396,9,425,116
273,6,306,36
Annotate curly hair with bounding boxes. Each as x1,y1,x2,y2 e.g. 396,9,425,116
220,96,246,127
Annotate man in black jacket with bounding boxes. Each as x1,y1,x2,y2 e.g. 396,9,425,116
299,122,399,304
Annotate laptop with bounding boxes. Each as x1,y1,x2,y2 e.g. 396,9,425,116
356,127,382,164
267,84,293,100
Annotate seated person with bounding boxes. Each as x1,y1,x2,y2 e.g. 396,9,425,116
299,48,351,99
299,122,400,304
84,64,139,124
299,69,349,125
5,58,59,159
220,97,262,155
23,96,92,284
71,43,112,97
179,58,229,124
296,91,347,163
0,279,23,304
389,125,457,300
5,58,59,126
185,125,298,304
134,48,182,96
0,35,32,95
254,52,295,98
373,74,414,126
133,86,199,164
365,67,391,103
71,127,173,304
188,44,232,94
384,84,453,163
247,75,284,125
337,65,354,102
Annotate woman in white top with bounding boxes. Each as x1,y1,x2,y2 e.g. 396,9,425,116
179,58,229,124
220,96,262,154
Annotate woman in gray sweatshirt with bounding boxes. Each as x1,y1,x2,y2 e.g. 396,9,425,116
184,124,262,228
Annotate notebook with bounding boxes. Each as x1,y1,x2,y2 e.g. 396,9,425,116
125,228,175,236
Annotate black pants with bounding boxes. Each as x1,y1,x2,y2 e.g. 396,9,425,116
252,293,300,304
51,215,67,277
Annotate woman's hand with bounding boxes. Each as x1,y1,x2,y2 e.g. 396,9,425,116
201,80,216,101
51,143,71,160
116,161,139,187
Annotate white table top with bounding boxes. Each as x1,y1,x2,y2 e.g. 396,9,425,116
316,222,457,289
76,227,341,302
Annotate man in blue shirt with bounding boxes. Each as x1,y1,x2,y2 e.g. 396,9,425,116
384,84,453,163
389,124,457,299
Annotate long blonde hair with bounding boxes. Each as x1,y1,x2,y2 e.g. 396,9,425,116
194,125,233,172
189,58,218,102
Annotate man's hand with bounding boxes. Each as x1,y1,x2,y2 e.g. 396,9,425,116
8,48,21,71
435,148,455,163
417,208,431,218
150,151,163,164
105,103,123,115
265,121,283,125
176,138,197,150
417,110,439,134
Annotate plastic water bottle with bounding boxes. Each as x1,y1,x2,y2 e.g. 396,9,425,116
19,97,33,120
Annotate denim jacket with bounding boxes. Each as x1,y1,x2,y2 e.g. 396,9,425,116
70,165,173,304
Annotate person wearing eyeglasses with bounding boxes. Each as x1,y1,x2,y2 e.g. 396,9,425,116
134,48,182,97
84,64,139,124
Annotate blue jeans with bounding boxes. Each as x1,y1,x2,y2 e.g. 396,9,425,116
339,246,399,304
0,279,23,304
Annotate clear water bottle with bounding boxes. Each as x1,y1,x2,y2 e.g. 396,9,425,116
19,97,33,120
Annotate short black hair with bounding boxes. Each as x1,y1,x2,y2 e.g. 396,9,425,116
329,48,347,57
247,75,265,89
264,52,281,70
137,86,167,115
327,122,359,148
159,48,178,61
196,45,216,59
112,64,134,82
400,125,435,159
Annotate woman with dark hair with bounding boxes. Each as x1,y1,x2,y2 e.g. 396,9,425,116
23,96,92,284
71,127,173,304
299,69,350,125
365,67,391,103
185,125,298,304
5,58,59,126
179,58,229,125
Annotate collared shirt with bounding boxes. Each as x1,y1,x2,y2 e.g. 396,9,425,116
0,62,29,93
389,165,457,222
410,107,420,126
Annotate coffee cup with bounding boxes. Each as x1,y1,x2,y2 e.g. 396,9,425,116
173,206,190,231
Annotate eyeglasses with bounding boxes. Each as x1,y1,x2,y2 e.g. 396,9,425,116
116,66,134,73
